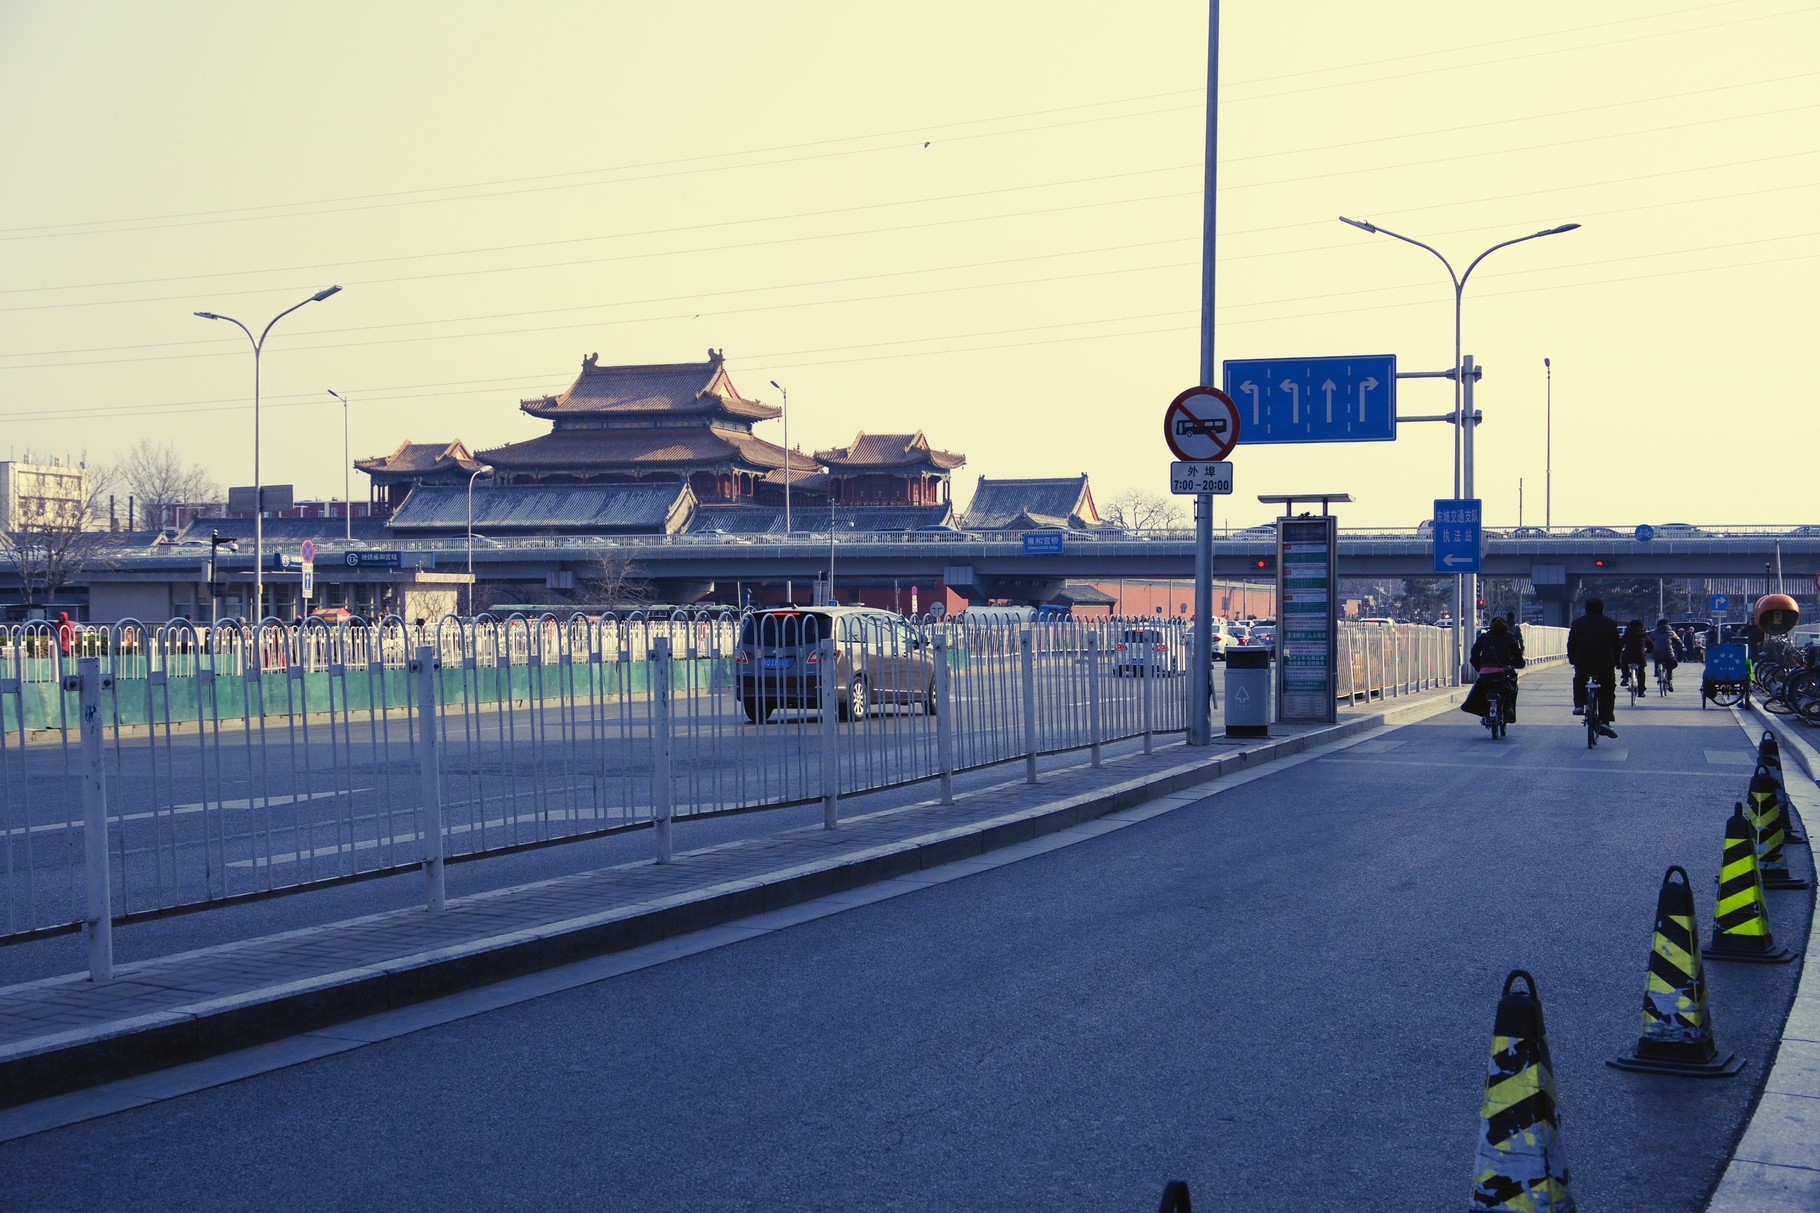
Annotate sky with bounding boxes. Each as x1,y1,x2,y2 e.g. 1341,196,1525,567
1,1,1814,533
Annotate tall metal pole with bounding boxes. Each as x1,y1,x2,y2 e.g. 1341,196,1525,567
769,380,791,535
466,464,493,616
195,286,342,622
1189,0,1219,746
1544,357,1553,531
328,389,352,541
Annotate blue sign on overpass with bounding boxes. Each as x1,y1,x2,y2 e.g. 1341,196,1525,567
1220,354,1397,443
1021,531,1064,555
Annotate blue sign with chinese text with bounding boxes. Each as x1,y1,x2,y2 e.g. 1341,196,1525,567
1432,499,1482,574
1021,531,1064,555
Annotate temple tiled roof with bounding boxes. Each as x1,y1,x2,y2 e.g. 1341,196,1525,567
175,517,393,544
961,476,1101,531
478,427,816,475
520,349,777,423
387,483,694,534
354,440,484,478
815,431,965,471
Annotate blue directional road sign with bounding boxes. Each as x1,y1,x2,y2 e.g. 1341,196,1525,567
1635,524,1656,542
345,550,403,568
1710,593,1730,612
1220,354,1397,444
1432,499,1482,573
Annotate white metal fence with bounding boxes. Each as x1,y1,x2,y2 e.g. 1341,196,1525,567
2,611,1473,957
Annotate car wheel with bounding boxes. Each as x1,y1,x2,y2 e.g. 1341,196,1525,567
741,696,765,723
840,676,869,722
923,679,938,715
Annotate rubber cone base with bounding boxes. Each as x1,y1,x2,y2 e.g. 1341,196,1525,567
1608,1049,1745,1078
1706,936,1794,964
1761,872,1810,890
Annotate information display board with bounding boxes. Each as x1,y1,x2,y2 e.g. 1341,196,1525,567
1275,515,1338,724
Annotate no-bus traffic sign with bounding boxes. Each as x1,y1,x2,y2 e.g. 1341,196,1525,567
1163,386,1242,462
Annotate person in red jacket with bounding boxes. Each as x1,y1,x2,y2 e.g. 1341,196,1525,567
56,611,76,659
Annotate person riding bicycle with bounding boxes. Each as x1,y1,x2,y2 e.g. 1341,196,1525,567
1620,619,1654,694
1568,598,1621,737
1650,618,1684,691
1463,616,1523,723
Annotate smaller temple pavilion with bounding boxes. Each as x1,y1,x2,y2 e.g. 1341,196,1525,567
354,440,488,518
815,431,964,507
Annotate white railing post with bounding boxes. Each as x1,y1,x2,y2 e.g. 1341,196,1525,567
1021,629,1038,785
934,634,955,805
1087,632,1104,769
74,658,113,981
412,646,446,911
652,637,674,862
1140,642,1154,756
820,636,840,828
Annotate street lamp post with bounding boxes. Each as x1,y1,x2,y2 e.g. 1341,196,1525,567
1544,357,1553,531
1337,218,1578,673
466,464,495,616
195,286,343,622
768,380,791,535
327,389,352,542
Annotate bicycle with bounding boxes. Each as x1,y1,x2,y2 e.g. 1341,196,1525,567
1625,662,1645,706
1654,656,1674,696
1479,672,1512,740
1585,674,1604,748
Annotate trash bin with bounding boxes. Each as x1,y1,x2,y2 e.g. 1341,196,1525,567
1224,647,1270,738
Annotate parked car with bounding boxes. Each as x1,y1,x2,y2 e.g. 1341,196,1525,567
1784,525,1820,537
1570,526,1620,539
1508,526,1549,538
733,606,934,723
1653,522,1712,538
1187,622,1239,662
1113,627,1180,676
1243,625,1276,656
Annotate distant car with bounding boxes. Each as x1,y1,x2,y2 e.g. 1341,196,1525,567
1187,622,1240,662
1653,522,1712,539
1784,525,1820,537
1232,525,1276,539
1570,526,1621,539
1113,627,1180,676
1508,526,1549,538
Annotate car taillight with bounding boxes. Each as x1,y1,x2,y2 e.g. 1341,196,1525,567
805,649,821,663
1115,643,1127,652
734,652,749,665
1154,643,1166,652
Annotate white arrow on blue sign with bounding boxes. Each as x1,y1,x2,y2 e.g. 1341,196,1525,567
1220,354,1397,444
1433,498,1482,573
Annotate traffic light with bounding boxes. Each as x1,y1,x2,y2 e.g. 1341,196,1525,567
1251,557,1273,571
1592,557,1616,569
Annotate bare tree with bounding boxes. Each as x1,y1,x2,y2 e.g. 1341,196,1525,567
1101,488,1183,535
2,463,116,608
575,547,655,610
117,440,221,532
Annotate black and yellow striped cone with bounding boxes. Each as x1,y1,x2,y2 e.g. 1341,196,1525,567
1707,803,1794,964
1748,767,1808,891
1609,867,1744,1077
1470,970,1575,1212
1755,733,1806,845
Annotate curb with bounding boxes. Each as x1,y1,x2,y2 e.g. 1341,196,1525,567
1,688,1462,1108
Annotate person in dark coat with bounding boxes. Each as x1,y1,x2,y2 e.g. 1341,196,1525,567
1462,615,1523,722
1651,619,1684,690
1568,598,1622,734
1620,619,1654,693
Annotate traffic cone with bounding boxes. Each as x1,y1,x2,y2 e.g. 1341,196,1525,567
1155,1180,1193,1213
1707,803,1794,964
1755,732,1806,844
1469,970,1575,1212
1609,867,1744,1077
1748,767,1809,891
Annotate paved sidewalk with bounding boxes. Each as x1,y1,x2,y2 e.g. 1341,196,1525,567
0,689,1456,1115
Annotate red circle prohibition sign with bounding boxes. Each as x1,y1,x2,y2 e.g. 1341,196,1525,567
1163,386,1242,461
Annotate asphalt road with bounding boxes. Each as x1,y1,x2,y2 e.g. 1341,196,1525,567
3,657,1194,938
0,668,1806,1210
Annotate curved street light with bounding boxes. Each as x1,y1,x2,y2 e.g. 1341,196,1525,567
195,286,343,621
327,389,352,542
467,464,495,617
768,380,791,535
1338,218,1579,670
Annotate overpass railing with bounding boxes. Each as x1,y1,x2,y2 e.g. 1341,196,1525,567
1,612,1470,950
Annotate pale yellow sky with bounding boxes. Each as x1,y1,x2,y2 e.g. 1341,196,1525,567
1,1,1813,530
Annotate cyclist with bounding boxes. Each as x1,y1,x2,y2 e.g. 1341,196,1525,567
1650,619,1684,691
1620,619,1654,695
1568,597,1621,737
1465,616,1524,723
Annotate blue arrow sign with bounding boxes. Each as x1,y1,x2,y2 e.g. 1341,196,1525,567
1220,354,1397,443
1433,498,1482,573
1710,593,1730,612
